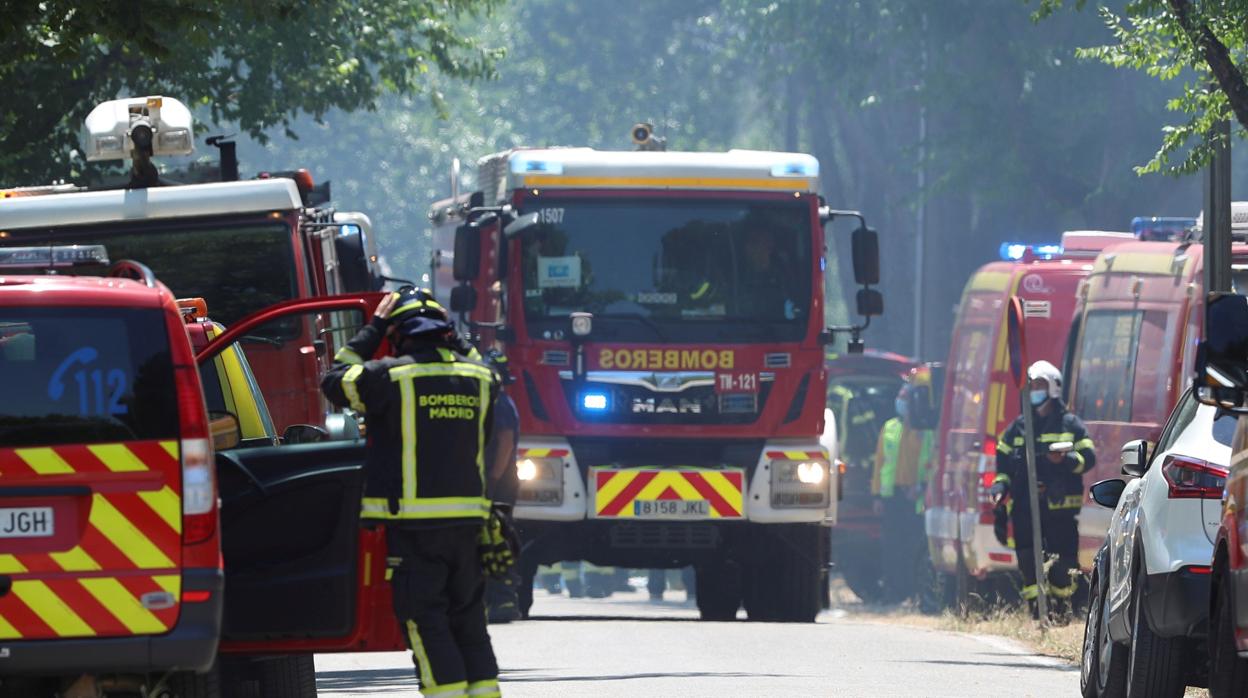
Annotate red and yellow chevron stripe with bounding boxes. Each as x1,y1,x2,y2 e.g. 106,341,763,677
0,439,183,640
765,449,828,462
517,447,569,459
591,467,745,519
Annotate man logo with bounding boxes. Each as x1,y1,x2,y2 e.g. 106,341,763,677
632,398,702,414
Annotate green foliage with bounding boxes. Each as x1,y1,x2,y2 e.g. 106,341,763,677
1034,0,1248,175
0,0,502,184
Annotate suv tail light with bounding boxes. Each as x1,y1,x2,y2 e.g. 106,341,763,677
167,307,219,562
1162,455,1227,499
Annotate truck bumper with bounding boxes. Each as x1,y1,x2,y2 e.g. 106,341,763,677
517,518,823,570
1143,567,1212,639
0,568,223,675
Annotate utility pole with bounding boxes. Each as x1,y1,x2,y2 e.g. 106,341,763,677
1204,117,1233,295
913,10,928,359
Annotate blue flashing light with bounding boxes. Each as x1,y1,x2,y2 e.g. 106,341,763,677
999,243,1028,261
581,392,609,412
770,159,819,177
338,223,361,237
1131,216,1196,242
510,158,564,175
998,242,1062,262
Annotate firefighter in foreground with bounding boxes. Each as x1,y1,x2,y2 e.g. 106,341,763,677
991,360,1094,617
322,288,503,698
871,370,935,603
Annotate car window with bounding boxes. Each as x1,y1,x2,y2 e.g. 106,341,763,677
204,306,367,438
1154,391,1199,455
0,306,179,447
948,324,992,434
1073,309,1173,423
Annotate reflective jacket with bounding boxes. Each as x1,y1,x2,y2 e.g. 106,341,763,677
872,418,934,498
322,319,499,522
994,403,1095,512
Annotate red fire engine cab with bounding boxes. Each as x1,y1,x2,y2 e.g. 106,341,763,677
430,131,881,622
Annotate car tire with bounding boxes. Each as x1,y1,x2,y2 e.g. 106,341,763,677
743,525,821,623
916,545,955,615
695,561,741,621
255,654,317,698
1081,568,1127,698
1210,571,1248,697
1125,566,1187,698
163,666,223,698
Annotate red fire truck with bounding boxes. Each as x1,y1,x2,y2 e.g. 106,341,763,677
0,96,384,436
0,97,409,686
925,231,1133,601
430,131,881,622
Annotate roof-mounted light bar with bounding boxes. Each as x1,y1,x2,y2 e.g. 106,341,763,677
509,157,564,175
0,245,110,269
1131,216,1196,242
999,242,1062,262
83,96,194,162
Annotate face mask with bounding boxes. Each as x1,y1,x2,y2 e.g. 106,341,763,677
1029,390,1048,407
895,398,908,417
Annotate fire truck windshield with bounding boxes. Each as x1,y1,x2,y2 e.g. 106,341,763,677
0,222,296,326
519,196,813,343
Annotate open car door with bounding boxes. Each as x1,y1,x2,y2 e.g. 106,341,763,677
195,293,385,649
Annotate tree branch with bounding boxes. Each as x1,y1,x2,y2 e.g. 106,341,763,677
1166,0,1248,131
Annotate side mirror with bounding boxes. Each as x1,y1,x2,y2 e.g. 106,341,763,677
450,285,478,314
453,224,480,281
856,288,883,317
504,212,540,238
1195,292,1248,410
1089,478,1127,509
208,411,241,451
283,424,329,445
1121,439,1148,478
851,226,880,286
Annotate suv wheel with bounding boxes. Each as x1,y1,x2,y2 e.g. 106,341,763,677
1081,568,1126,698
1125,566,1186,697
1210,571,1248,697
258,655,317,698
162,666,222,698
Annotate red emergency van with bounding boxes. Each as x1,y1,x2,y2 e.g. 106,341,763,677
0,256,222,696
926,231,1133,598
1064,238,1248,568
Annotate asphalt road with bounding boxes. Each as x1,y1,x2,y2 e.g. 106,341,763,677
314,586,1079,697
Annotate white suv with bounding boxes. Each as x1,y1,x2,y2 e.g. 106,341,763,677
1080,388,1233,698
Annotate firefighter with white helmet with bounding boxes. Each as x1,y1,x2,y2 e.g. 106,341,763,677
991,360,1095,618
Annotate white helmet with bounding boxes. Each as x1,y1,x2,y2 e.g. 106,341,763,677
1027,360,1063,399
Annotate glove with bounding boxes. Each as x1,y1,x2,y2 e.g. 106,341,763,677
478,503,519,579
989,481,1008,505
992,499,1010,548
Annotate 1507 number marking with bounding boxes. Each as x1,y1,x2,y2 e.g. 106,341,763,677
538,208,565,224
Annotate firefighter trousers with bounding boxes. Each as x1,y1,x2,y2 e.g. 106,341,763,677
386,524,501,698
880,495,923,603
1011,503,1079,614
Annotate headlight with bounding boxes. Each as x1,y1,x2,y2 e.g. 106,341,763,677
517,456,564,505
770,459,830,508
797,462,825,485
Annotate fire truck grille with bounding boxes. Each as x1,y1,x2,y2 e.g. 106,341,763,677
562,380,772,425
608,522,719,549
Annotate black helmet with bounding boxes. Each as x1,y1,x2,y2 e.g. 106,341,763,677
388,287,451,338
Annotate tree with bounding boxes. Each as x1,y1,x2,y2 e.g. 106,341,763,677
0,0,502,184
1036,0,1248,174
